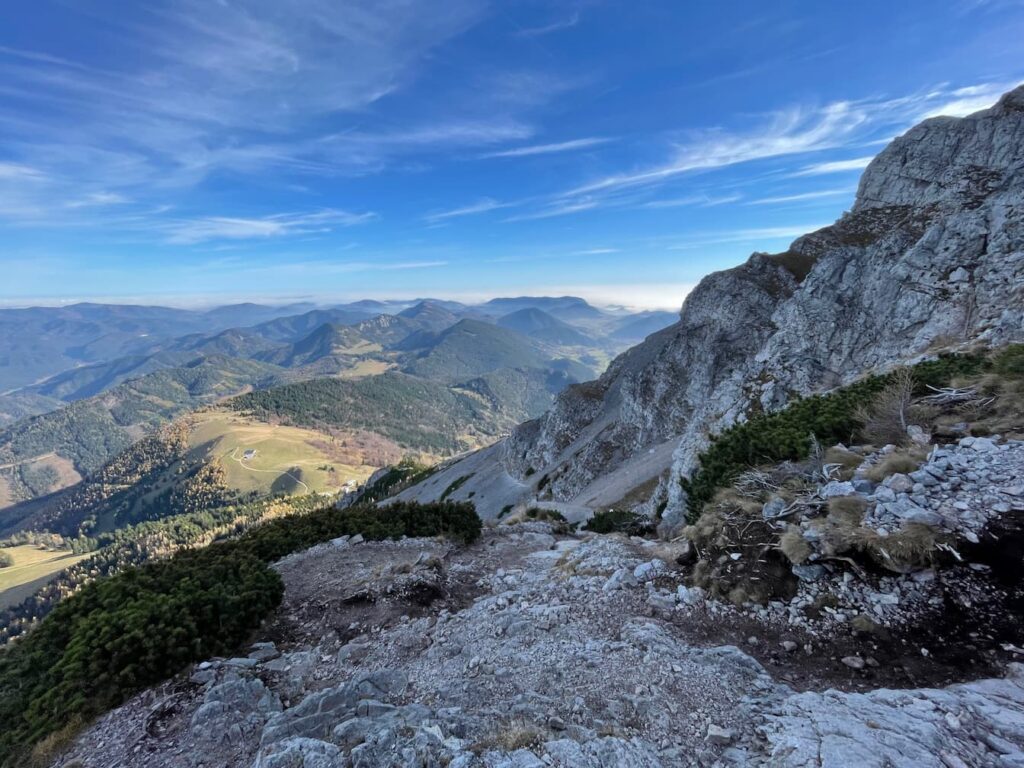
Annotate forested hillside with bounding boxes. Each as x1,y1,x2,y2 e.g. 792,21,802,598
0,356,284,506
228,372,509,453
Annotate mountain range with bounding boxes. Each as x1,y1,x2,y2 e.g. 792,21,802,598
0,295,674,515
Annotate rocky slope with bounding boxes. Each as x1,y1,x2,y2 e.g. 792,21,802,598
57,514,1024,768
398,85,1024,529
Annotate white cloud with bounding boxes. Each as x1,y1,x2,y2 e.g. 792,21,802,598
515,13,581,37
0,2,493,205
423,198,512,223
66,192,130,208
329,121,535,151
377,260,449,270
667,224,831,250
539,81,1017,220
480,137,611,159
504,199,599,222
567,101,868,197
791,156,875,176
748,188,854,204
919,82,1014,118
573,247,619,255
643,193,742,209
165,208,375,244
0,162,47,181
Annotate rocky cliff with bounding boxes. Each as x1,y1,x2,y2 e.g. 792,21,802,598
399,85,1024,532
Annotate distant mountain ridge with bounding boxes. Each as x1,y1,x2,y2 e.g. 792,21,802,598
402,319,552,381
497,308,595,346
0,294,663,511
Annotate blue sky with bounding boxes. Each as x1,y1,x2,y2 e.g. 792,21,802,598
1,0,1021,309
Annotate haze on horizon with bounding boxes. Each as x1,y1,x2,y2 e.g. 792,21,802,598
1,0,1022,310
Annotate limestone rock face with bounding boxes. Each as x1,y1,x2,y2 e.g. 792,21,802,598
754,664,1024,768
399,86,1024,529
504,253,797,502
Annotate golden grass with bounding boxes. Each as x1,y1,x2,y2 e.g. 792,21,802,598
186,412,378,496
848,523,944,572
0,545,90,610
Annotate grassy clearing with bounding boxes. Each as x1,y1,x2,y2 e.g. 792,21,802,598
335,359,394,379
187,413,377,497
0,546,88,610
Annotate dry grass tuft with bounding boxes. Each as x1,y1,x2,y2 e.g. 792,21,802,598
29,718,84,767
823,447,864,480
864,448,927,483
471,720,542,754
848,523,945,572
826,495,868,523
779,525,811,564
648,541,690,568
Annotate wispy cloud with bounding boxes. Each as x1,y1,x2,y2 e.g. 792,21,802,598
748,187,854,204
504,199,599,222
642,193,742,209
0,162,47,181
66,192,130,208
377,260,449,271
480,136,611,159
791,156,875,176
573,247,619,255
919,82,1016,118
0,1,493,221
165,209,375,244
515,13,581,37
423,198,512,223
667,224,831,250
566,101,868,197
516,81,1014,223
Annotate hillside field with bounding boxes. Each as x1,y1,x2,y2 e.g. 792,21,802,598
187,412,379,497
0,545,89,609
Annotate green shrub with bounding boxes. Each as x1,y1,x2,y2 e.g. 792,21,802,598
235,500,482,561
440,475,472,501
994,344,1024,377
0,499,481,765
681,352,990,522
359,459,437,503
584,509,654,536
0,552,11,569
0,547,282,766
525,507,566,522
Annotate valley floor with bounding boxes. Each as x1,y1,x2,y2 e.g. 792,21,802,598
58,523,1024,768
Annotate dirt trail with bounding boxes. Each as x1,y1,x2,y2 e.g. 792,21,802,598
0,451,57,471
